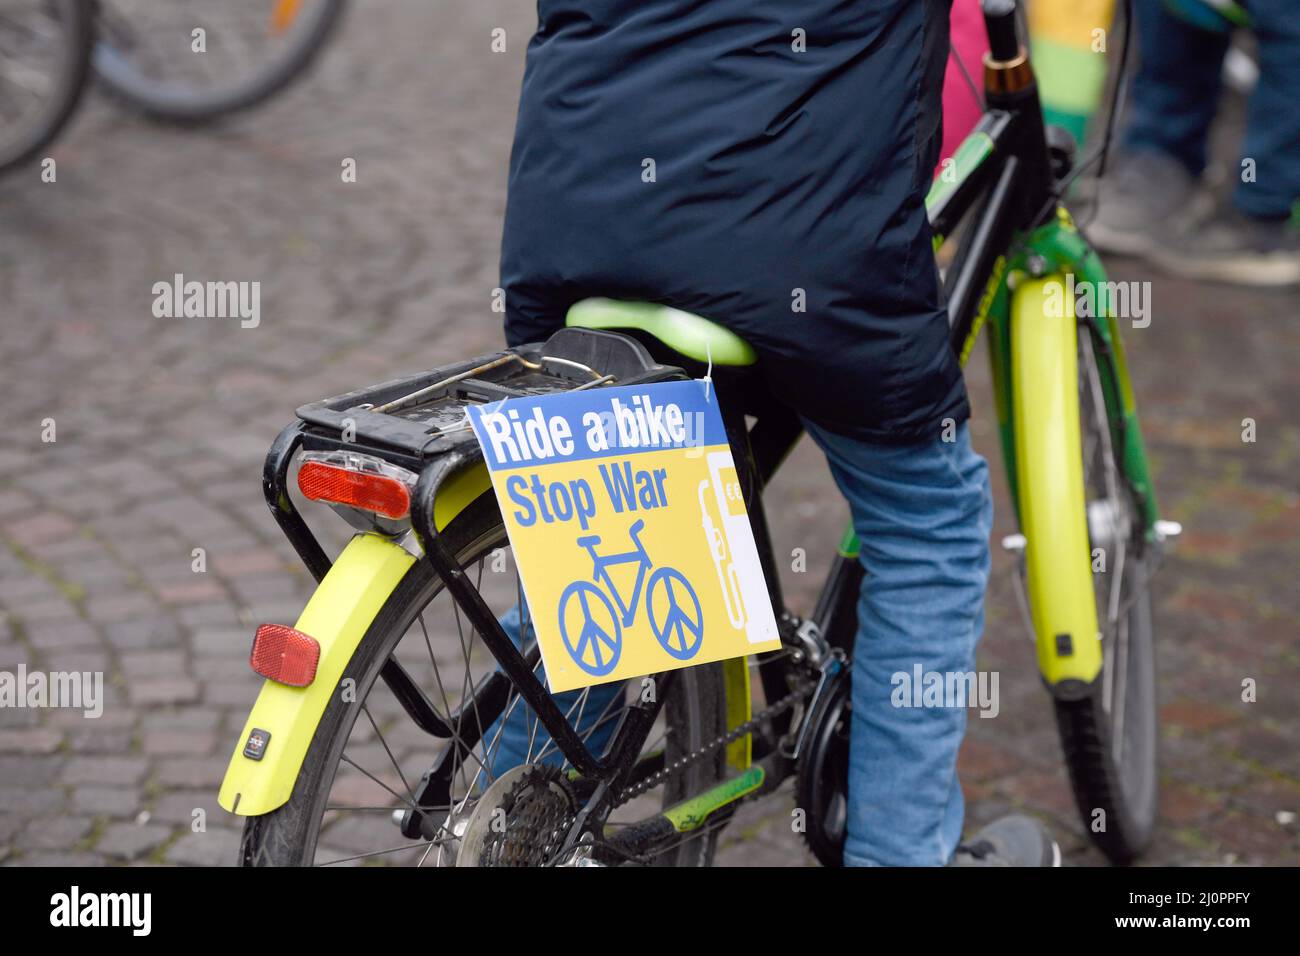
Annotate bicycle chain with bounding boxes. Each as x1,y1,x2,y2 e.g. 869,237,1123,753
610,682,812,809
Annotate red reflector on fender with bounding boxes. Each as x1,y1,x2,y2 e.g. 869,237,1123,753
250,624,321,687
298,460,411,519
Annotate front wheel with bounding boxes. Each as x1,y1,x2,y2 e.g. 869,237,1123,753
1011,277,1159,863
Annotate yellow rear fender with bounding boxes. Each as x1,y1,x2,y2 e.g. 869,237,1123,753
218,533,415,816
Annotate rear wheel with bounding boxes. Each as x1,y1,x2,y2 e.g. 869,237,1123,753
239,493,728,867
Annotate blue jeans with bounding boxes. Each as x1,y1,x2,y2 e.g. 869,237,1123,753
1125,0,1300,219
803,419,992,866
490,421,992,866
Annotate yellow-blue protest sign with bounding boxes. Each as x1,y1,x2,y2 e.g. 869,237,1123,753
467,379,781,693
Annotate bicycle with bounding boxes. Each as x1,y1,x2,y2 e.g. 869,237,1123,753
219,0,1175,866
558,519,704,676
92,0,346,124
0,0,94,174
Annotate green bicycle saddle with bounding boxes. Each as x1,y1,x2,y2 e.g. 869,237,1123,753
565,298,757,367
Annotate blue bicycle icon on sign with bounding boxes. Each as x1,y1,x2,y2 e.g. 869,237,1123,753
557,519,704,676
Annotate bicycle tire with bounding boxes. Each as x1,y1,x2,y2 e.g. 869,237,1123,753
0,0,94,173
92,0,346,124
1013,281,1159,864
239,493,729,867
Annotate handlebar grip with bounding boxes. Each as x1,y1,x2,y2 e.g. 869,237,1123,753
982,0,1021,62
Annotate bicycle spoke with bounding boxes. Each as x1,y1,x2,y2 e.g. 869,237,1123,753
361,703,414,804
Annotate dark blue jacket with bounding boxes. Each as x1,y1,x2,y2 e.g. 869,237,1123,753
500,0,966,443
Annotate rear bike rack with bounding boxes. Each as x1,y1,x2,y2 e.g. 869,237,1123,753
259,327,687,785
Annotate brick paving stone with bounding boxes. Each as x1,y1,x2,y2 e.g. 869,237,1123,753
0,708,44,731
1161,698,1241,733
0,728,63,754
118,649,190,679
1161,782,1226,827
191,627,253,658
14,816,94,851
156,579,228,605
1205,812,1297,863
212,548,288,578
40,650,112,676
154,758,228,790
0,755,62,786
8,852,107,867
82,592,160,623
0,787,67,814
129,678,201,707
23,619,102,651
63,726,135,756
142,730,216,757
177,604,243,630
140,709,225,733
103,614,185,651
163,827,242,867
7,513,79,549
96,822,173,862
61,756,149,787
150,790,228,828
12,598,81,623
202,681,260,709
72,787,143,819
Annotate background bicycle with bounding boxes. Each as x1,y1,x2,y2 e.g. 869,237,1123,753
93,0,347,123
0,0,345,176
0,0,92,173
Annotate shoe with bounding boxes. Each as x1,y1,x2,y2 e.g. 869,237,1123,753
1087,150,1200,257
948,814,1062,867
1149,203,1300,287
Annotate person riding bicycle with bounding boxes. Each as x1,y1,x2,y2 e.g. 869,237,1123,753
492,0,1058,866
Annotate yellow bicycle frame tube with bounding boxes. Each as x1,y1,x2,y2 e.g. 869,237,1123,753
1011,275,1102,686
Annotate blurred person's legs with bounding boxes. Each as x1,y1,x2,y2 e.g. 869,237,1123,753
1124,0,1230,176
484,603,623,779
804,420,994,866
1090,0,1226,254
1234,0,1300,221
1150,0,1300,284
1094,0,1300,283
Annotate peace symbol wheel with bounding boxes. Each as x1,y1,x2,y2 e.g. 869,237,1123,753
647,567,704,660
557,580,622,676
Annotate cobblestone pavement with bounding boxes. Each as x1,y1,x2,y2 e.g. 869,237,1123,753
1,1,1297,867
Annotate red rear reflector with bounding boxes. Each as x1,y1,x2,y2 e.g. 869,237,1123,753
250,624,321,687
298,460,411,519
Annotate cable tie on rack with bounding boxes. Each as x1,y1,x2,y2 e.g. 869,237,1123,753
703,340,713,402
